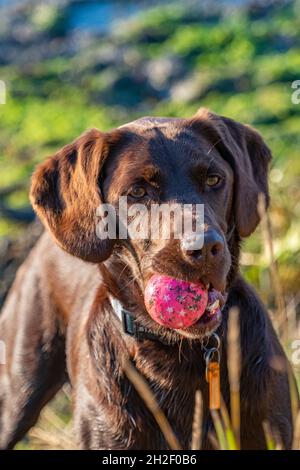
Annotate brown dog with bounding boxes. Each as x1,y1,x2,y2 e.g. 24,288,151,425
0,109,296,449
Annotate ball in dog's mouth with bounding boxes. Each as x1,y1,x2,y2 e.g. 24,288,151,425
144,274,227,330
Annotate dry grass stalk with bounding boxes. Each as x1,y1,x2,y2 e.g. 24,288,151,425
287,361,300,428
123,358,182,450
257,192,287,342
286,296,297,341
210,410,227,450
42,406,71,432
292,410,300,450
208,431,220,450
220,396,231,430
191,389,203,450
227,307,241,449
28,406,75,450
220,396,237,449
28,427,75,450
262,421,276,450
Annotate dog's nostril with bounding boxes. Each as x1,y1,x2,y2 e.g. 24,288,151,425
182,230,224,262
204,230,224,261
210,242,223,257
185,248,202,259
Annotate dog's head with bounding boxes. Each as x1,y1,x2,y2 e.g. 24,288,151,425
30,109,271,340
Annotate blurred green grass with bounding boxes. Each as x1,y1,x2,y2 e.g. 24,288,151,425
0,0,300,449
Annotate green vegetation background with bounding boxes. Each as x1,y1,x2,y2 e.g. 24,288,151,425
0,0,299,449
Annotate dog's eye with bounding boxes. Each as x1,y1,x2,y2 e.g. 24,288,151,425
129,186,146,198
206,175,222,187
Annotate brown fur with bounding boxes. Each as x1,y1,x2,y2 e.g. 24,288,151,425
0,109,296,449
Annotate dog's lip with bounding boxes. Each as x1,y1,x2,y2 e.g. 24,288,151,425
201,275,227,295
207,285,228,307
197,279,228,309
174,285,227,338
177,307,222,339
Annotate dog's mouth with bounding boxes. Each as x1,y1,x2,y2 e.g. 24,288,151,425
144,274,227,339
178,285,227,339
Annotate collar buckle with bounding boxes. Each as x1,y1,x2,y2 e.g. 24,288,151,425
121,309,136,336
111,296,173,346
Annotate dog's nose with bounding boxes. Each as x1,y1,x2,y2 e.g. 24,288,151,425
182,230,224,263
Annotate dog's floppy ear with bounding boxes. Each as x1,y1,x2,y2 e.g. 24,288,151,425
191,108,272,237
30,129,116,262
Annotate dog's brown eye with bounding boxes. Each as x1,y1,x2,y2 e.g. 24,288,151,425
206,175,221,187
129,186,146,198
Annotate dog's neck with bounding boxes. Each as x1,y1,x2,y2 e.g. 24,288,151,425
109,295,177,346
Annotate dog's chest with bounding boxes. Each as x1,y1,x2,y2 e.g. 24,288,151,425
99,351,214,449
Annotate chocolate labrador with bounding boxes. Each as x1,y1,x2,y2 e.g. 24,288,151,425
0,108,296,449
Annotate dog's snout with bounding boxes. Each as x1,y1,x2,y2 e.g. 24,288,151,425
182,230,225,263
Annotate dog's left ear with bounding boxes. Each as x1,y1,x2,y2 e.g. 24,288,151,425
191,108,272,237
30,128,119,263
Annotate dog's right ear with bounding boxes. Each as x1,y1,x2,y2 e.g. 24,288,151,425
191,108,272,238
30,129,116,263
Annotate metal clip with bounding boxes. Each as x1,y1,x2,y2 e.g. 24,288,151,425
203,333,221,382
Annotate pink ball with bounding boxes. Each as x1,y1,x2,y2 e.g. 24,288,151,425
144,274,208,329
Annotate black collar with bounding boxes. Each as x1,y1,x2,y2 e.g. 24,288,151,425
110,297,177,346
